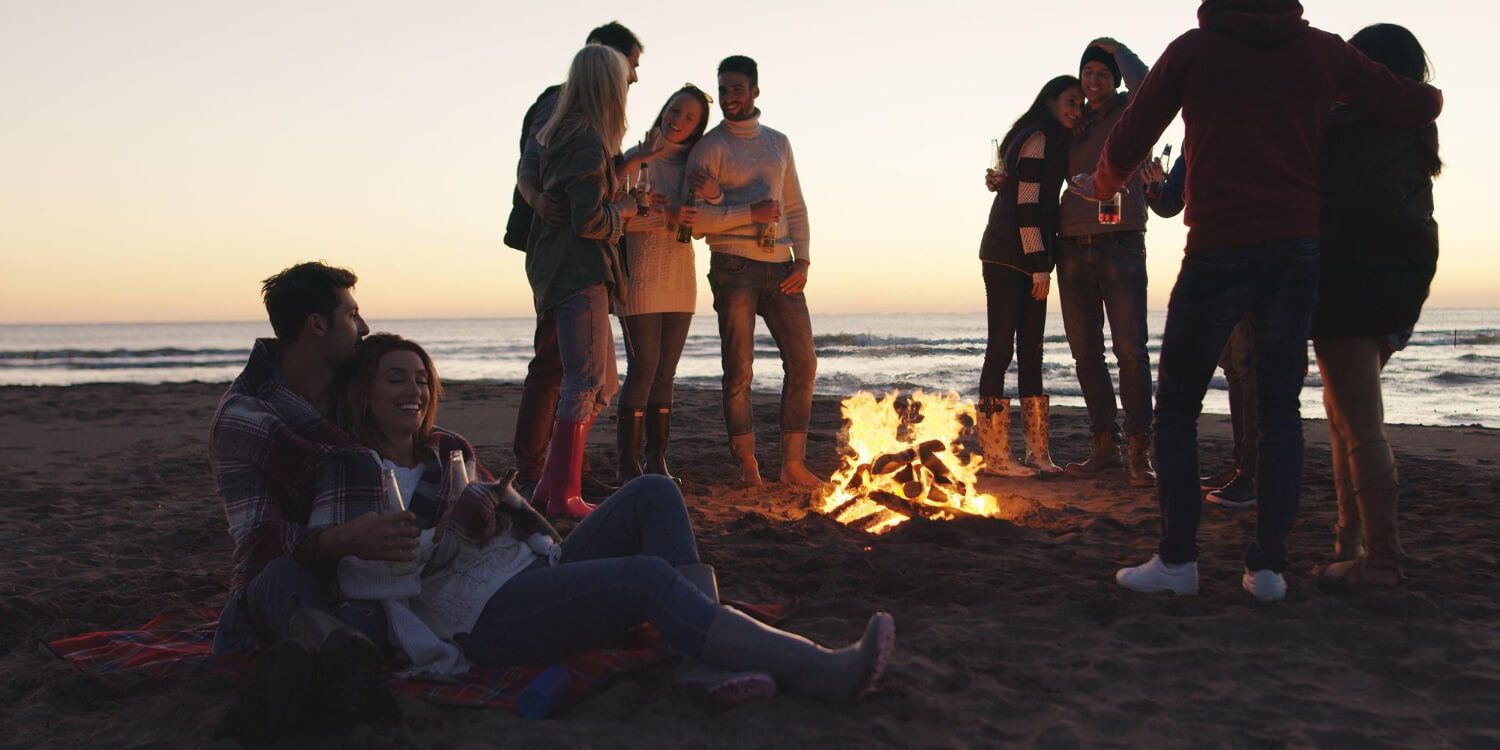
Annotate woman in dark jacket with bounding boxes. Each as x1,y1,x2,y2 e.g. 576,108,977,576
527,45,643,520
1312,23,1441,585
976,75,1082,477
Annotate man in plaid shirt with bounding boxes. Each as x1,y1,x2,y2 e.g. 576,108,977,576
210,262,414,739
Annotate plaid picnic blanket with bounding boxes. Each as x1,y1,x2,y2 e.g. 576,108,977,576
46,603,787,714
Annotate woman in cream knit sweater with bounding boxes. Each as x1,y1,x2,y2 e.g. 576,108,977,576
616,85,712,484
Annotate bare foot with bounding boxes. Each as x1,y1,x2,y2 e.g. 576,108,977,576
779,461,823,487
737,458,764,487
1314,559,1401,587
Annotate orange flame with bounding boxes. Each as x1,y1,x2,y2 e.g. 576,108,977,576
815,390,1002,534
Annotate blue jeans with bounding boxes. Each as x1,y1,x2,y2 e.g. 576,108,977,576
619,312,694,408
1056,232,1153,437
1155,239,1319,572
708,254,817,437
553,284,619,422
213,557,390,655
455,475,718,666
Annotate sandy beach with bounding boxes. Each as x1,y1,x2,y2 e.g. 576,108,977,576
2,380,1498,748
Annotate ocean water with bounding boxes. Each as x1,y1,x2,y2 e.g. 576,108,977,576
2,310,1497,428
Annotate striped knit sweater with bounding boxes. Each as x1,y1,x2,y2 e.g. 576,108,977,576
977,120,1069,275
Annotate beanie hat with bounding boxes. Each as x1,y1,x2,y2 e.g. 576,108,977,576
1079,45,1121,88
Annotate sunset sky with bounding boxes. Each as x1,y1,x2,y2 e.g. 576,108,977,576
1,0,1489,324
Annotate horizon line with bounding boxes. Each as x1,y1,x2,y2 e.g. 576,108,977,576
2,306,1500,327
0,304,1494,328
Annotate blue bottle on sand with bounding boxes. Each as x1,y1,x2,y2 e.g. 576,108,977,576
518,666,573,719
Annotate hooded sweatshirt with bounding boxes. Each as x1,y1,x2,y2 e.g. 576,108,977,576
1092,0,1442,253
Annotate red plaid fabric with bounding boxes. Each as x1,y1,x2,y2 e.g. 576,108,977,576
48,603,787,713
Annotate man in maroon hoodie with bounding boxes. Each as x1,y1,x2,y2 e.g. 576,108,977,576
1075,0,1442,601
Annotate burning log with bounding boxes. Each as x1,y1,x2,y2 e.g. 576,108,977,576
870,449,917,475
891,464,916,485
853,509,903,533
824,496,861,520
869,491,946,521
918,440,954,479
846,466,870,492
901,481,924,500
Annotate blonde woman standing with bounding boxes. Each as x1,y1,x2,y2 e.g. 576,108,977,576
527,44,640,520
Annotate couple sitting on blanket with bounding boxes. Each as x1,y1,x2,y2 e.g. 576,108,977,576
210,262,894,740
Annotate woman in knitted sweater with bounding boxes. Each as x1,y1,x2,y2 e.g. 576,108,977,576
616,85,713,485
976,75,1083,477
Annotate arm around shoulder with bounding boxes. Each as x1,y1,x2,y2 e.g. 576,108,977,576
1339,40,1443,128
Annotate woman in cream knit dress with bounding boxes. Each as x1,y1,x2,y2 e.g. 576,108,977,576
616,85,712,483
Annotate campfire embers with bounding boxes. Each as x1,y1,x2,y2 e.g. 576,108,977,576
815,390,1002,534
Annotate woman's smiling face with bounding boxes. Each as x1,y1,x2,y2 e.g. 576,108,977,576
369,349,430,439
659,92,705,144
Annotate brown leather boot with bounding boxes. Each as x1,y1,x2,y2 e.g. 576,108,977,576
1126,434,1156,487
1065,432,1122,476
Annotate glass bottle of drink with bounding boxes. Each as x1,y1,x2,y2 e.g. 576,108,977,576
1098,192,1122,225
447,450,470,505
382,468,407,514
675,186,697,243
1153,144,1172,193
989,138,1002,173
759,199,779,250
382,468,419,576
635,163,651,216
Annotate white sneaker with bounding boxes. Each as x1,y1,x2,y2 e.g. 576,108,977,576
1242,568,1287,602
1115,554,1199,595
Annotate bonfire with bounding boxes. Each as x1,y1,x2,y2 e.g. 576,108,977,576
814,390,1003,534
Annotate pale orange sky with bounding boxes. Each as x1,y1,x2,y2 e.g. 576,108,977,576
0,0,1491,324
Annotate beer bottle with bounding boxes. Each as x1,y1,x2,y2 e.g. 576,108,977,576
759,199,779,250
382,468,420,576
447,450,470,505
635,163,652,216
675,187,697,243
382,468,407,513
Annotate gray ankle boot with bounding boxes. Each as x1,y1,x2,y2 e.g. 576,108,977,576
674,564,777,707
699,607,895,704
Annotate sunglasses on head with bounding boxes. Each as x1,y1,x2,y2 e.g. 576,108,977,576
682,82,713,104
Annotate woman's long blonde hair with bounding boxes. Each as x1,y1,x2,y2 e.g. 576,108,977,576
537,44,630,156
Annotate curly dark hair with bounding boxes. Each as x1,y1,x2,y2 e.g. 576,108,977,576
260,261,357,343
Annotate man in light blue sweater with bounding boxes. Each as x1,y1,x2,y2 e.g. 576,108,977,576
687,55,819,487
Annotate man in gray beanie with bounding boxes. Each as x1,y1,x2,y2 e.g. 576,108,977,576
1056,37,1157,488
